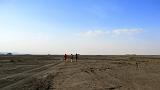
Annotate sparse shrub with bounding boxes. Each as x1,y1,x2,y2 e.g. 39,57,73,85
24,74,54,90
17,59,22,62
10,59,15,62
129,57,134,60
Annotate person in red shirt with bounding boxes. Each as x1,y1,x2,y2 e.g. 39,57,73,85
64,54,67,62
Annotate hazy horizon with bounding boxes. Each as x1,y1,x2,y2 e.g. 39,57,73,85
0,0,160,55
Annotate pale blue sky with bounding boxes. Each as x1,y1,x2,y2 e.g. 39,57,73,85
0,0,160,55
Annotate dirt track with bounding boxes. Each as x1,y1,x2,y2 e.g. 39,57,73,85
1,62,62,90
0,55,63,90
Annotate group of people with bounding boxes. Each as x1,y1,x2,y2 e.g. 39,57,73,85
64,53,78,62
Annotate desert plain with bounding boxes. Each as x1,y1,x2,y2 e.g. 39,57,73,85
0,55,160,90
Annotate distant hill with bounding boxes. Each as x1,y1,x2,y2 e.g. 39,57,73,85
0,52,17,55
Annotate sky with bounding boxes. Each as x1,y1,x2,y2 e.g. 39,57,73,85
0,0,160,55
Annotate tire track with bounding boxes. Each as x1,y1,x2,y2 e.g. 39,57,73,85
0,61,63,90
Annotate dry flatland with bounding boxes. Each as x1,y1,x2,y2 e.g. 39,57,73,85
0,55,160,90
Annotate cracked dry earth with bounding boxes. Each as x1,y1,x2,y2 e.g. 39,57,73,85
52,60,160,90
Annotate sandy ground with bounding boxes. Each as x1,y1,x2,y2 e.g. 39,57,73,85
52,59,160,90
0,55,160,90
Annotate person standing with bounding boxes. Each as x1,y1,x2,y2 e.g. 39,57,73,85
75,53,78,62
64,54,67,62
136,61,139,69
70,54,73,62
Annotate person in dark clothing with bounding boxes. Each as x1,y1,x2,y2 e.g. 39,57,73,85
75,53,78,62
136,61,139,69
64,54,67,62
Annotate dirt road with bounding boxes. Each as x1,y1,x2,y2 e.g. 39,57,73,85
0,61,63,90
